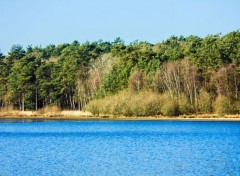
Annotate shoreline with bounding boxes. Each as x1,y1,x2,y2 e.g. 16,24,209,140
1,117,240,122
0,111,240,122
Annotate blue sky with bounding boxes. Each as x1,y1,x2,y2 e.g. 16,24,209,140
1,0,240,54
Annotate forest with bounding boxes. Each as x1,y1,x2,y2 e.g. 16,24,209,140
0,30,240,116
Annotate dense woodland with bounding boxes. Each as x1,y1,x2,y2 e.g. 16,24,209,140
0,30,240,116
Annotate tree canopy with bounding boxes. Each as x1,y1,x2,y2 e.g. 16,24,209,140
0,31,240,115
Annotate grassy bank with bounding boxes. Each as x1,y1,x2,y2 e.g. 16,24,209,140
0,100,240,121
0,105,93,119
1,110,240,121
86,90,240,117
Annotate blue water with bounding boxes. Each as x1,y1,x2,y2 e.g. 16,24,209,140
0,121,239,176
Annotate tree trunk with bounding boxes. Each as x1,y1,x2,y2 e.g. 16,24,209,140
65,93,68,109
35,89,38,111
19,95,21,111
234,72,238,99
22,92,25,111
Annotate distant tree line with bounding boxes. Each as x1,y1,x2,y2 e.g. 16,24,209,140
0,31,240,115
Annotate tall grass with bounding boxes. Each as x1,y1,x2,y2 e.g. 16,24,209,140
0,104,14,112
37,105,61,114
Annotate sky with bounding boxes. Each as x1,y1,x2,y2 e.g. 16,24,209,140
1,0,240,54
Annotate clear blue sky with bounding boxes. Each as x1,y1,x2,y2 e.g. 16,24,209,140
1,0,240,54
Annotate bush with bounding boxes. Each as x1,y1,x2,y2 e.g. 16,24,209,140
85,100,101,116
160,93,179,116
233,101,240,114
213,96,233,115
178,94,194,115
86,90,162,116
99,97,114,114
113,101,128,116
144,100,161,116
142,92,161,116
196,89,212,114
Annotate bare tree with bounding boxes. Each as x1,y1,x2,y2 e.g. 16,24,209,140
211,64,240,100
128,70,145,92
181,58,199,105
160,61,181,98
76,53,115,109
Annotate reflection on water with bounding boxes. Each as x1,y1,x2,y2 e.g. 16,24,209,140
0,121,239,175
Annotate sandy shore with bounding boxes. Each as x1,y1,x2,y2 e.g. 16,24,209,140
0,110,240,121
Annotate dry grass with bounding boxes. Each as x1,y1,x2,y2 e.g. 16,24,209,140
37,105,61,115
0,110,34,117
0,109,239,120
0,104,92,118
0,96,239,119
60,111,92,117
0,105,14,112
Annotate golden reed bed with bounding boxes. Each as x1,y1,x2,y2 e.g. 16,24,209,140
0,110,240,121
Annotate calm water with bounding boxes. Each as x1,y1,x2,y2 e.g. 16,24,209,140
0,120,239,176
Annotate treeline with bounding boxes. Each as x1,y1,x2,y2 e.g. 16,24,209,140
0,31,240,115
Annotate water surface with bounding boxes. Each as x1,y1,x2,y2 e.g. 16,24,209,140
0,120,239,175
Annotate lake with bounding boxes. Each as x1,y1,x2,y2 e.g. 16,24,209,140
0,120,239,175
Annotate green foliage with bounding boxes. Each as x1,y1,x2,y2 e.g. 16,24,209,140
1,30,240,114
36,62,58,105
0,54,8,105
8,45,25,60
8,54,38,110
101,65,131,95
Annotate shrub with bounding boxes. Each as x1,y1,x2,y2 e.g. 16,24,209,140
213,96,233,115
178,94,194,115
144,100,161,116
86,90,162,116
233,101,240,114
99,97,114,115
196,89,212,114
142,92,161,116
113,102,125,115
160,93,179,116
85,100,101,116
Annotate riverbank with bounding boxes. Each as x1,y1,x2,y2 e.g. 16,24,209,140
0,110,240,121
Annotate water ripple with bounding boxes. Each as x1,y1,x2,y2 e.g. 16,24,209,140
0,121,239,176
